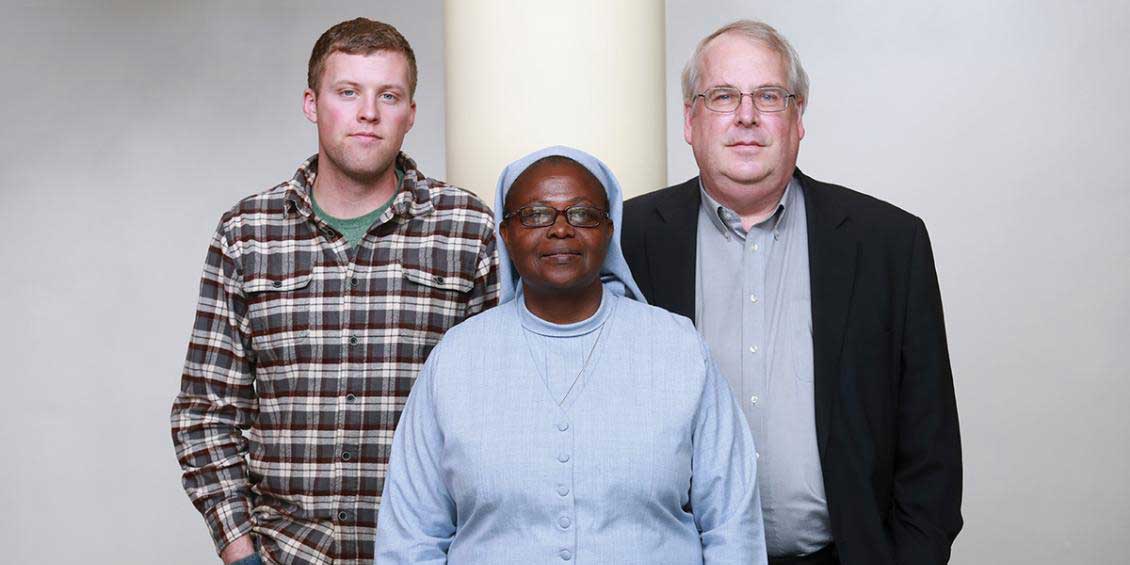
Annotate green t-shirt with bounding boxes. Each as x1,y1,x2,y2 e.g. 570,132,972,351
311,168,403,248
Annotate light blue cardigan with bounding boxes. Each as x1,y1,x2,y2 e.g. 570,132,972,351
374,147,766,564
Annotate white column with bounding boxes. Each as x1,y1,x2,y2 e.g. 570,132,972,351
443,0,666,205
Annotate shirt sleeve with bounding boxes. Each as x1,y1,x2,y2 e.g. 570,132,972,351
691,337,768,565
464,222,500,318
374,345,456,564
170,220,257,555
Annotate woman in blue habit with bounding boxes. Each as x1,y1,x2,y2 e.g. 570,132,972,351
375,146,767,564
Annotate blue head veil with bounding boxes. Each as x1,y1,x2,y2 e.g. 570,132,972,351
493,145,646,305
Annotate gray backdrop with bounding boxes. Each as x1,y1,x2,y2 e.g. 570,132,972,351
1,1,1126,563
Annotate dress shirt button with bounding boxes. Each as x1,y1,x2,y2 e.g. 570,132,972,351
349,336,359,345
341,451,352,461
272,281,282,288
750,395,759,406
749,345,759,354
559,549,573,561
752,243,759,252
557,485,570,497
337,511,350,521
557,453,570,463
345,393,356,403
433,275,445,284
556,422,569,432
749,294,758,303
350,277,359,287
558,516,571,529
774,231,781,241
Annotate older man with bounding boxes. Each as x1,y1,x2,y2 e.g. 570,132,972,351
171,18,498,565
622,20,962,565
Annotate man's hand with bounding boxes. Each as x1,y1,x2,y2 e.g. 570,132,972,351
220,534,255,564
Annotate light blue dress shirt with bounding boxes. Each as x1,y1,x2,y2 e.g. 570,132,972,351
374,286,767,564
694,180,832,556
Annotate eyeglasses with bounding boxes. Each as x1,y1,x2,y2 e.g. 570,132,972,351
693,86,797,113
503,205,609,228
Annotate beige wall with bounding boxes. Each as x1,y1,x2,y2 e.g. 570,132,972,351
443,0,666,206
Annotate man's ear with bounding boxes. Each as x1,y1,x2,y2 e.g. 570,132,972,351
795,103,806,141
683,102,695,145
302,88,318,124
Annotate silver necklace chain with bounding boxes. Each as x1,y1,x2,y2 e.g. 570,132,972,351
555,320,607,406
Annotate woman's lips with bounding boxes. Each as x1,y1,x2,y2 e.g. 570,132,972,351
540,250,582,263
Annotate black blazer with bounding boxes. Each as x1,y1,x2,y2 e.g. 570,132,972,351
622,171,963,565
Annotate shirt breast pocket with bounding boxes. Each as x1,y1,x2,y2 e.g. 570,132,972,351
399,263,475,344
243,271,315,368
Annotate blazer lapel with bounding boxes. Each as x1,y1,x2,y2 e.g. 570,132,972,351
801,170,858,458
648,178,700,322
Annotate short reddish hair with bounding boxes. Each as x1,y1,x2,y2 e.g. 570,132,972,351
307,18,418,97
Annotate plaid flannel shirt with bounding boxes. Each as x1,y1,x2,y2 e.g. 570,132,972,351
172,153,499,564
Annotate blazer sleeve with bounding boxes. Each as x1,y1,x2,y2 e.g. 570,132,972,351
891,219,963,564
374,347,456,564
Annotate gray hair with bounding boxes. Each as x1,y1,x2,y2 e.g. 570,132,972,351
681,20,810,112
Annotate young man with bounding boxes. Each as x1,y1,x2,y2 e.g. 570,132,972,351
172,18,498,565
622,20,962,565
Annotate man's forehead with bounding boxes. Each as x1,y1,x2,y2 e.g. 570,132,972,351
321,50,411,81
699,36,785,85
702,35,781,68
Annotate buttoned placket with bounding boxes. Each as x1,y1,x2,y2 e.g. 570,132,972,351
524,317,590,563
552,405,577,561
743,221,771,466
317,212,355,535
306,191,408,539
719,201,785,471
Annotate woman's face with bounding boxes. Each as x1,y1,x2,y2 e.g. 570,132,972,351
500,160,613,298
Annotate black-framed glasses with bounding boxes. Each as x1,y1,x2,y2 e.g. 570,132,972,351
503,205,609,228
694,86,797,113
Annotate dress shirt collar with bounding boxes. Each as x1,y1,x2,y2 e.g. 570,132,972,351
698,177,797,240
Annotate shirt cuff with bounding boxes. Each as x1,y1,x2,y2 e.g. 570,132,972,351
204,496,254,556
